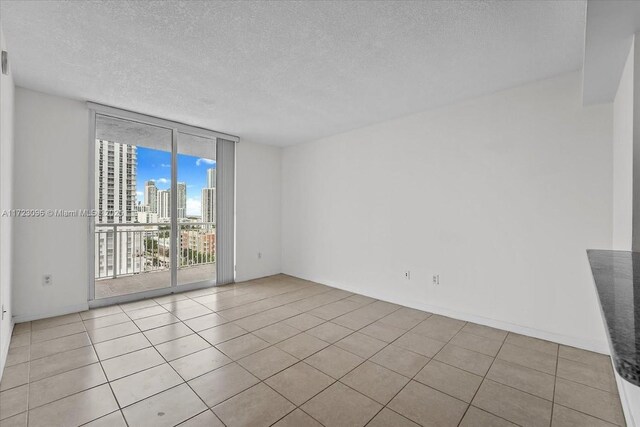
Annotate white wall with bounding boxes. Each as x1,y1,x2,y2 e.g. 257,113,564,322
282,72,613,352
13,88,89,321
0,24,15,379
11,88,282,321
236,141,282,282
612,37,634,250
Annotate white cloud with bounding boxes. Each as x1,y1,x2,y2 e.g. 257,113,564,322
136,191,144,198
156,178,170,184
160,163,171,168
196,158,216,166
186,197,201,216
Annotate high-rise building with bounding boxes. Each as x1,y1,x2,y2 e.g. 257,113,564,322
157,189,171,220
207,167,216,188
94,140,139,276
201,187,216,223
177,182,187,219
144,180,158,213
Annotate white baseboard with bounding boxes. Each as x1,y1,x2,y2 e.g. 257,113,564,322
284,272,610,355
615,370,639,427
13,303,89,323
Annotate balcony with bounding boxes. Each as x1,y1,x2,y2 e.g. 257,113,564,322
95,222,216,299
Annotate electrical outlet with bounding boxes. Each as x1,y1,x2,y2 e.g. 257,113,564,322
43,274,53,286
404,270,411,280
432,274,440,285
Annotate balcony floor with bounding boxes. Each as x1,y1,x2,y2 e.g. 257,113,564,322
95,263,216,299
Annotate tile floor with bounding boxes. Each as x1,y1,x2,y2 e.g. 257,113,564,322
0,274,626,427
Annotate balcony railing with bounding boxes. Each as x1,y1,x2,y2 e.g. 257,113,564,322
95,222,215,280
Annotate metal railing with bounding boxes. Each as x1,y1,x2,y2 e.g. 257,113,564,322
94,222,215,280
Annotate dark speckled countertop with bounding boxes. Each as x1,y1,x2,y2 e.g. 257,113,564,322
587,250,640,387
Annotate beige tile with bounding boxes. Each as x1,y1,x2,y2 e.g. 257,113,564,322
359,321,406,343
497,343,557,375
556,357,617,393
4,346,29,368
306,345,364,379
276,333,329,359
558,346,612,371
302,382,382,427
415,359,483,403
215,334,269,360
309,299,362,320
12,322,31,336
0,363,28,391
234,312,280,332
101,347,165,381
28,384,118,427
551,403,618,427
30,345,98,381
554,378,624,425
461,323,508,342
134,312,180,331
31,313,81,331
173,305,213,321
341,361,409,404
283,313,325,331
94,332,151,360
394,332,446,358
122,384,207,427
0,385,28,420
435,344,494,376
253,322,300,344
189,362,259,407
379,307,430,330
178,410,224,427
0,412,27,427
156,334,211,361
28,363,107,409
87,321,139,344
487,359,555,400
119,298,158,312
332,311,376,330
389,380,468,426
111,363,184,407
163,299,203,312
127,305,168,320
238,346,298,380
82,312,130,330
8,334,29,349
80,305,123,320
411,314,465,341
472,379,552,427
171,347,232,381
369,344,429,377
30,332,91,359
335,332,386,358
266,362,335,406
144,322,193,345
183,313,227,332
460,406,517,427
198,323,248,345
450,331,503,356
505,333,558,356
273,409,323,427
213,383,295,427
84,411,127,427
306,322,353,343
367,408,420,427
153,293,189,304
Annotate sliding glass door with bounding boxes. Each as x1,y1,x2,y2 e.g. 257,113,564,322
89,106,234,304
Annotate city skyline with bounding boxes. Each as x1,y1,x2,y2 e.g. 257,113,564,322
135,146,216,217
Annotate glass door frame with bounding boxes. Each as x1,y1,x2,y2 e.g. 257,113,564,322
87,102,239,308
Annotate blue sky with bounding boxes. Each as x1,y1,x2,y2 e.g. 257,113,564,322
135,146,215,216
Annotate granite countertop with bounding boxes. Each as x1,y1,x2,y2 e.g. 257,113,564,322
587,249,640,387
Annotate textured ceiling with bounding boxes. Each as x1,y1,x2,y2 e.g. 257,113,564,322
0,1,586,146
